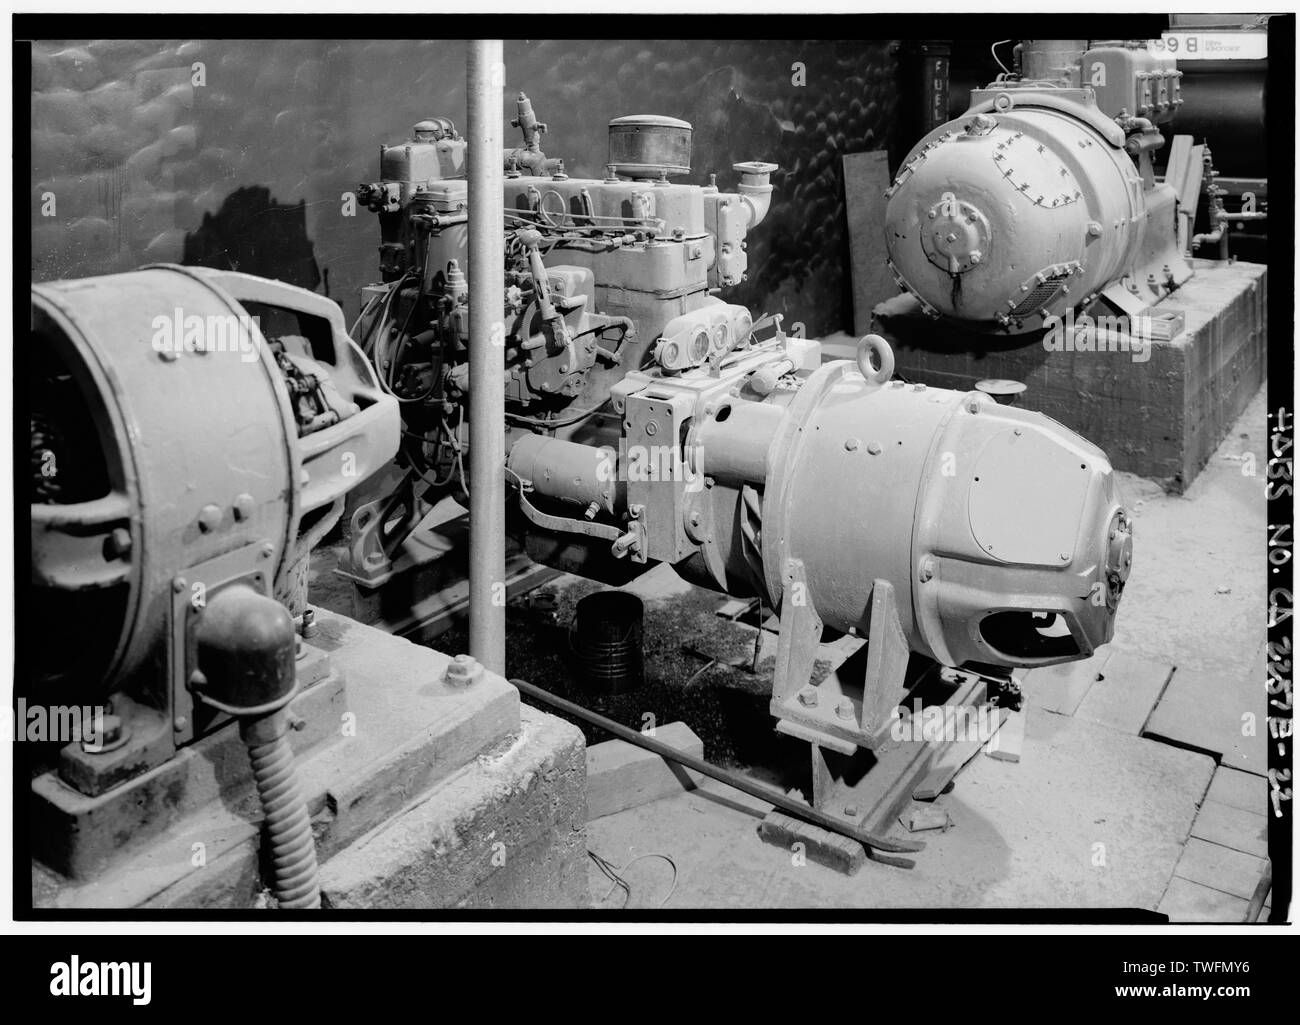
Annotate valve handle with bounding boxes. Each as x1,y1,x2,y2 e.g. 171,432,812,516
856,334,895,385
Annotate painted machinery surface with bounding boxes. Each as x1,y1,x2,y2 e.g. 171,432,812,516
348,95,1134,746
885,40,1193,333
29,267,400,906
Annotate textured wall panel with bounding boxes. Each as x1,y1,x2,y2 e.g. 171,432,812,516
30,39,899,335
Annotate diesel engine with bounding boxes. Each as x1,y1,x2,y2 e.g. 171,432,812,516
346,93,1135,747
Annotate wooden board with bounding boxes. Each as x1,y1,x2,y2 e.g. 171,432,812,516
1022,649,1111,717
1157,875,1251,922
843,150,897,336
1188,798,1269,860
1206,764,1267,815
585,721,704,821
1173,837,1268,901
1074,650,1174,734
984,706,1025,762
1143,660,1267,774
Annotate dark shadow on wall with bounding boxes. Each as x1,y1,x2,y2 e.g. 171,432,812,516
181,186,323,293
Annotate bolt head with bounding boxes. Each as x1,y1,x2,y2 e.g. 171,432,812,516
836,698,854,720
844,437,860,451
797,685,819,708
105,527,132,560
233,492,255,521
198,503,222,533
445,653,484,688
867,441,883,455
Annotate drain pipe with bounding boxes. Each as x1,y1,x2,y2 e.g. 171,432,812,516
508,677,925,866
467,39,507,674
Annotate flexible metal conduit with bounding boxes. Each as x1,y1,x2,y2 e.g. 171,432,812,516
508,677,924,866
467,40,507,674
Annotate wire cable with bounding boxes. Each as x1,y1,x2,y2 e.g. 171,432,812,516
588,850,678,909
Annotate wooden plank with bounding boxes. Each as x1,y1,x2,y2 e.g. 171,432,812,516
585,721,704,821
1158,875,1251,922
1206,765,1267,815
912,704,1005,798
1173,837,1268,901
843,150,897,336
1143,661,1267,774
1188,798,1269,859
902,802,951,832
1074,650,1173,734
984,706,1025,762
1022,649,1111,717
758,811,867,875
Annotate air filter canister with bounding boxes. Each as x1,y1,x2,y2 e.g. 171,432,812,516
607,115,692,179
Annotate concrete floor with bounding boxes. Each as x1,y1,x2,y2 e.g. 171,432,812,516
580,386,1269,912
312,384,1269,914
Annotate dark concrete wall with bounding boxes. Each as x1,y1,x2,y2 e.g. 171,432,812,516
31,39,899,336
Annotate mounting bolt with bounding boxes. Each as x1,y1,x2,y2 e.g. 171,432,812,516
867,441,883,455
919,557,936,583
836,698,854,721
260,542,275,559
81,713,127,753
198,503,223,533
233,492,255,521
172,576,188,593
105,527,132,560
844,437,861,451
445,653,484,688
301,607,319,639
797,685,819,708
844,804,859,817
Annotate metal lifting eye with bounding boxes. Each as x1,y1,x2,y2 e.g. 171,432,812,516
856,334,895,385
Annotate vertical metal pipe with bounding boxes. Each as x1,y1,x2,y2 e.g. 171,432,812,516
467,40,506,674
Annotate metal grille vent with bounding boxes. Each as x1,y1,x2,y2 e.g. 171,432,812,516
1009,275,1068,318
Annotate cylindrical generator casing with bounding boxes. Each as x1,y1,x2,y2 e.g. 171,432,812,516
692,356,1132,670
30,266,399,697
885,87,1190,332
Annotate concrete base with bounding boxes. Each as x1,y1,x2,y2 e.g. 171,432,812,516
321,707,589,910
863,259,1266,492
30,609,587,910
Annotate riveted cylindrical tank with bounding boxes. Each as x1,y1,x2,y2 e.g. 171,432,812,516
885,97,1154,332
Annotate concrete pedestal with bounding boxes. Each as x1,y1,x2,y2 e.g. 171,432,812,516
30,609,588,910
864,259,1266,492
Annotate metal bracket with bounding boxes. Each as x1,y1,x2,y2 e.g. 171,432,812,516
771,577,910,754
